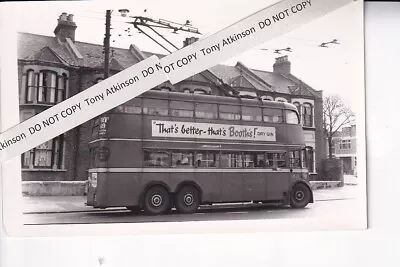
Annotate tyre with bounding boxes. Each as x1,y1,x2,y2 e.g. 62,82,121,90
143,185,171,215
175,185,200,214
290,183,311,209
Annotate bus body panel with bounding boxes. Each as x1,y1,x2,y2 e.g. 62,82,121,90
265,172,291,200
243,172,266,201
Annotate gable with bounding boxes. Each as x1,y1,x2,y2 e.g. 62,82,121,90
33,47,65,64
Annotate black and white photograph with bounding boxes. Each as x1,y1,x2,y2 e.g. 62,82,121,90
0,0,366,235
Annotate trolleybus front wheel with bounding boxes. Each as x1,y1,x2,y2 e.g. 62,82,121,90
175,185,200,214
290,183,311,209
143,185,171,215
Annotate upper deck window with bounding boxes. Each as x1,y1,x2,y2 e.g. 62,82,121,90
143,99,168,116
285,110,300,124
114,98,142,114
263,108,283,123
195,103,218,119
219,105,241,121
242,107,262,122
170,101,194,118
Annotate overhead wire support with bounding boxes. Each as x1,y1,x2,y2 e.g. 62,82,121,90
122,15,202,54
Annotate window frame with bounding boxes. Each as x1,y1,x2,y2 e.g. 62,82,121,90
302,103,313,127
37,70,58,104
21,135,64,169
25,69,36,104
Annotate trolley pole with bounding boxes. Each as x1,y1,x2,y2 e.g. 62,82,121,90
103,10,111,79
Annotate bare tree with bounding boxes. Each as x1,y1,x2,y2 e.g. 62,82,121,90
323,95,355,158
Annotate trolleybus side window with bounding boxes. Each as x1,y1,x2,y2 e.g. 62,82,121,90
142,99,169,116
219,105,241,120
144,150,170,167
220,152,243,168
285,110,300,124
172,151,194,167
196,151,219,167
113,98,142,114
242,107,262,122
195,103,218,119
170,101,194,118
263,108,283,123
289,150,302,168
266,152,287,168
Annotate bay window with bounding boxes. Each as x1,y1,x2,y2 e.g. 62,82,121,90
23,69,68,105
21,135,64,169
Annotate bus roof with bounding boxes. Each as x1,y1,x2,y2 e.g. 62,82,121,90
136,90,297,110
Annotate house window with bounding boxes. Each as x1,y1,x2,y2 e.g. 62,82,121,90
183,88,191,94
339,139,351,149
38,71,57,104
25,70,36,103
194,88,207,95
303,103,313,127
160,86,171,92
24,70,68,104
275,97,287,102
57,74,68,103
21,135,64,169
305,147,315,172
261,96,273,101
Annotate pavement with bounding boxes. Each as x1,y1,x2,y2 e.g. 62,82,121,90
23,175,360,214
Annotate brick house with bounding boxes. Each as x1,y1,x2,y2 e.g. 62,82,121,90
17,13,326,181
331,124,357,175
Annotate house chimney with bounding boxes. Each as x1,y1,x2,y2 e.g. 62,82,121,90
54,13,77,42
183,37,199,47
273,55,291,75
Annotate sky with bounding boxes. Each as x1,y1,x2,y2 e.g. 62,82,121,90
10,0,364,112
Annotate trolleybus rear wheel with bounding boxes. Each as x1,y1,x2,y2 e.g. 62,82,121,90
290,183,311,209
175,185,200,214
143,185,171,215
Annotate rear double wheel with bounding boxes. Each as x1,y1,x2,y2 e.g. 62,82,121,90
143,185,171,215
290,183,312,209
175,185,201,214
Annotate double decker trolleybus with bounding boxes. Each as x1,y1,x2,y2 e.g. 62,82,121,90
87,90,314,214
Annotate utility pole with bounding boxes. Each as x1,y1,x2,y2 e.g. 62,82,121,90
104,10,111,79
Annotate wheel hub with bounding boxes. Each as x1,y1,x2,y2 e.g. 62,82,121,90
295,191,304,201
183,193,194,206
151,194,163,207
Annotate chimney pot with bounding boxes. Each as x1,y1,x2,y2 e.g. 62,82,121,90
67,14,74,22
54,13,77,42
60,12,68,21
183,37,199,47
273,55,291,75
